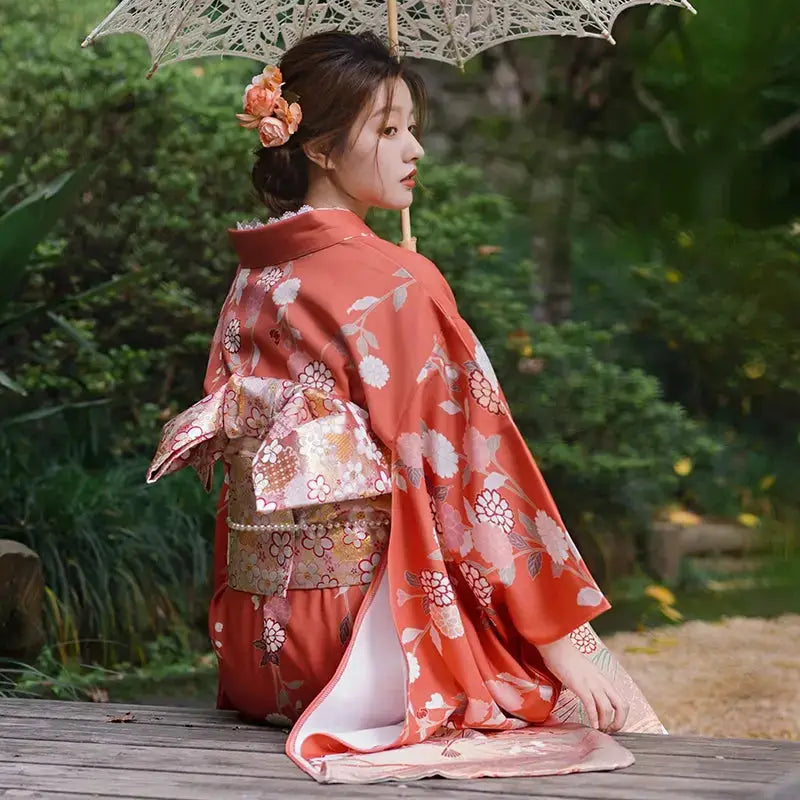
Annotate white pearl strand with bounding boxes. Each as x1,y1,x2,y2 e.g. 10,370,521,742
227,517,389,533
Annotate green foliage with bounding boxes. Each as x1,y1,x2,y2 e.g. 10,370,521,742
0,420,215,664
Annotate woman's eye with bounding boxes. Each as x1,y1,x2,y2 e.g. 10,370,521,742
409,125,419,138
383,126,398,136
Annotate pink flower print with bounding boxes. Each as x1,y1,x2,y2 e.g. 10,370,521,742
257,267,283,289
223,318,241,353
245,405,270,437
439,502,468,554
570,624,598,655
534,510,570,564
294,560,319,585
343,525,367,548
170,425,205,452
468,369,505,415
374,470,391,494
463,426,491,473
430,604,464,639
297,360,335,392
268,532,293,566
471,521,513,571
460,562,493,607
397,432,424,470
358,552,383,583
306,475,331,502
475,489,514,534
301,527,333,557
316,574,340,589
419,569,456,607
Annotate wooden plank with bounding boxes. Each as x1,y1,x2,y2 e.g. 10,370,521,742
0,763,779,800
0,717,285,752
615,733,800,762
0,700,239,729
0,737,793,785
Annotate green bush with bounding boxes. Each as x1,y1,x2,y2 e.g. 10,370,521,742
0,417,215,664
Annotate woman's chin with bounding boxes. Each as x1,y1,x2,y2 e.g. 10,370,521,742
375,195,414,212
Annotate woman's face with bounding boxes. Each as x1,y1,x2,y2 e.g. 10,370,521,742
329,77,424,214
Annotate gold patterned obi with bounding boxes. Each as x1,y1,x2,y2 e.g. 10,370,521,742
226,436,390,595
146,375,393,597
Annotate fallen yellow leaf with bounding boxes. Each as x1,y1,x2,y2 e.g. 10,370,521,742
737,512,760,528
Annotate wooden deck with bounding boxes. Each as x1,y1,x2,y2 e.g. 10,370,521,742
1,699,798,799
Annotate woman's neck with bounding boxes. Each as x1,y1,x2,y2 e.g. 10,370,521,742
304,170,368,220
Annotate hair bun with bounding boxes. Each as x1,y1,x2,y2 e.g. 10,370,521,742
252,142,308,215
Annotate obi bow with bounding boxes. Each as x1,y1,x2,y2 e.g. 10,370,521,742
146,375,391,512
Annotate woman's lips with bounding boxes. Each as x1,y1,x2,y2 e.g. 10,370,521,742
402,169,417,188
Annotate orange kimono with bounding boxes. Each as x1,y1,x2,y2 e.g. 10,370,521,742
148,208,662,783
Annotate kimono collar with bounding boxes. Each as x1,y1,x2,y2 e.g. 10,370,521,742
228,208,375,267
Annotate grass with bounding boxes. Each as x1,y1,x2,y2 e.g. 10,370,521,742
0,429,217,666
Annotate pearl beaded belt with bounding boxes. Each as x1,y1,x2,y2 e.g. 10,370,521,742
226,515,390,597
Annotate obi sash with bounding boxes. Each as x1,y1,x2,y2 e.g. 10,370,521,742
147,375,392,596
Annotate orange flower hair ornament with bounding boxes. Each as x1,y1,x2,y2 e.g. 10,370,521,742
236,65,303,148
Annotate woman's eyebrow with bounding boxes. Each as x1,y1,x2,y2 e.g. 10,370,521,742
369,105,407,120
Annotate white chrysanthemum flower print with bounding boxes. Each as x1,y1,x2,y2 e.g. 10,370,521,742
306,475,331,503
475,489,514,533
258,441,283,465
257,267,283,289
262,618,286,653
298,360,335,392
419,569,456,607
535,510,570,564
223,318,241,353
273,278,301,306
406,652,421,684
460,562,493,607
359,355,390,388
423,430,459,478
473,334,499,391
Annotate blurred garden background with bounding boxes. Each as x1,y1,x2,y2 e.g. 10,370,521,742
0,0,798,737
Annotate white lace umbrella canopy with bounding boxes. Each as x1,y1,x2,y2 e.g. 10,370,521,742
83,0,697,75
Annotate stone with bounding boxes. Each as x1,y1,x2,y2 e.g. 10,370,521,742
0,539,45,659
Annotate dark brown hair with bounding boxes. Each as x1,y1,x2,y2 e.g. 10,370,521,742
250,31,427,216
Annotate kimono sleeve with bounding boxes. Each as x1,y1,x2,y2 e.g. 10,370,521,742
378,296,611,646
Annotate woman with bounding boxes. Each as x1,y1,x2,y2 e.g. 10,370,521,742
148,30,661,783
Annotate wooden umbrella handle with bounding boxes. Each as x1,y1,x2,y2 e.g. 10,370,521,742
387,0,417,252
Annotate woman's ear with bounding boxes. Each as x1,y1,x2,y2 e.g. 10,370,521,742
302,140,335,171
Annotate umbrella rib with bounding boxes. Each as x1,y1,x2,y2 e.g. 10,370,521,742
433,0,465,69
148,0,209,76
576,0,615,44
